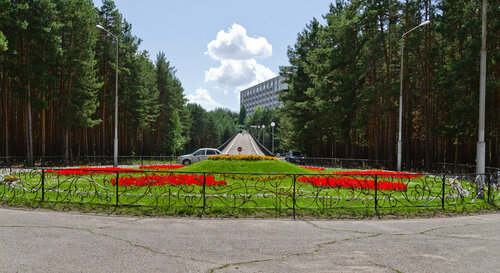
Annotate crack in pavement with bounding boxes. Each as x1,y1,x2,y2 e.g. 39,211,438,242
418,223,500,241
0,225,98,232
304,221,499,241
209,233,383,272
367,260,403,273
419,223,474,235
0,225,216,265
87,230,217,265
302,220,380,235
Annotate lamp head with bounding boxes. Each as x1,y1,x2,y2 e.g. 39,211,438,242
419,20,430,27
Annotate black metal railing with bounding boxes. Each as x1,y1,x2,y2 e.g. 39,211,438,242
0,155,179,167
248,133,273,156
3,155,499,176
217,132,239,152
1,167,498,219
292,157,390,170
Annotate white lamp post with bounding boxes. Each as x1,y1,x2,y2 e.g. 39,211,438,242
271,122,275,154
397,20,430,171
262,125,265,145
96,24,119,167
477,0,487,196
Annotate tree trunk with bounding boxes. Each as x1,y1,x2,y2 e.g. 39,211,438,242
26,82,33,166
496,59,500,167
65,127,69,160
41,93,46,158
2,53,8,161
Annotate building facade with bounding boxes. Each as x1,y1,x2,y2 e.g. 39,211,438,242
240,75,287,117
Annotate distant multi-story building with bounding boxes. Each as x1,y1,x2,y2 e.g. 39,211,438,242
240,75,287,117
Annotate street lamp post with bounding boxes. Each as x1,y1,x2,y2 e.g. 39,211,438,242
271,122,275,155
397,20,430,171
96,24,119,167
477,0,487,196
262,125,265,146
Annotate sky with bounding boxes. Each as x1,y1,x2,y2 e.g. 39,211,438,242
92,0,333,112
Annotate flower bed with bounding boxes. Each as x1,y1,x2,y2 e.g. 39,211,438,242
46,167,143,176
332,170,422,179
208,155,277,161
298,176,407,191
111,174,227,187
300,166,326,171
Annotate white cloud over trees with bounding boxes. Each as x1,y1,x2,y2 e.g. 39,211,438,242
186,88,222,110
205,23,275,90
206,23,272,60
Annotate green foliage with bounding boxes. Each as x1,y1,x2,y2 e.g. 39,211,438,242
245,106,279,151
0,31,7,52
58,0,102,129
239,104,246,125
279,0,500,167
155,52,189,155
209,108,238,143
185,103,220,151
0,0,195,158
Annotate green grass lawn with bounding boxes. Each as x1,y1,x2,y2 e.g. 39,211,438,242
180,159,316,174
1,160,498,218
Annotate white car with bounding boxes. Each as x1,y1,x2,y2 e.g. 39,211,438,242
178,148,223,165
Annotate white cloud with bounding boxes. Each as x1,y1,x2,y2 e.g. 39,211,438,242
205,59,275,90
206,23,272,60
186,88,222,111
204,23,276,95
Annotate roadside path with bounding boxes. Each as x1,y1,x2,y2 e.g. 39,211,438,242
0,208,498,273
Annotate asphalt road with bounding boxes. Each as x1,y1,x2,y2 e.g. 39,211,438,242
0,208,499,273
222,133,265,156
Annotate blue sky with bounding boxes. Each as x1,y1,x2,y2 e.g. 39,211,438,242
93,0,333,112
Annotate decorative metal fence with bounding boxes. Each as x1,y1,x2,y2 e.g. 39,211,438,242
0,156,179,167
295,157,389,170
1,168,498,219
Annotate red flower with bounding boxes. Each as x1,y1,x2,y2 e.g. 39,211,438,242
300,166,326,171
298,176,407,191
111,174,227,187
332,170,422,179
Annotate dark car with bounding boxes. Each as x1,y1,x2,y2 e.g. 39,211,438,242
285,150,305,163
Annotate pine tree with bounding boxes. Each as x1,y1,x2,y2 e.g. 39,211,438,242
239,104,246,125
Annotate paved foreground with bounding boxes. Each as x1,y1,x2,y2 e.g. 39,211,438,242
0,208,499,273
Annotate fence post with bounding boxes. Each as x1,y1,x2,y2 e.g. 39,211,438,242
115,171,119,206
487,174,491,203
442,175,446,209
274,179,278,218
374,175,378,211
202,173,206,213
293,174,296,221
41,169,45,202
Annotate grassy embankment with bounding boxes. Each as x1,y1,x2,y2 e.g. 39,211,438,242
1,158,498,218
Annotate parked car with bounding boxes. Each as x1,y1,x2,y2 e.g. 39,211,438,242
285,150,305,163
178,148,223,165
